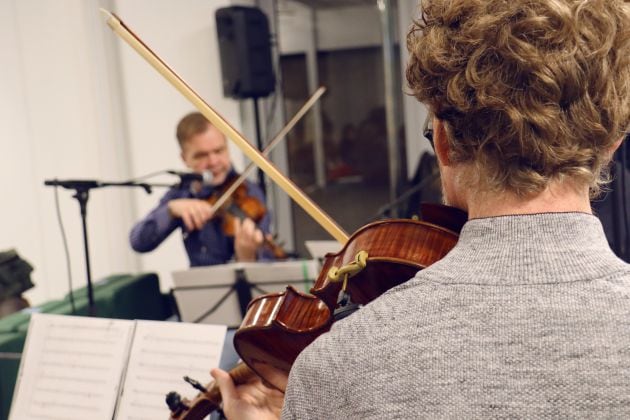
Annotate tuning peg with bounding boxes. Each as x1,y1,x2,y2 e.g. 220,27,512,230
165,391,189,416
184,375,208,393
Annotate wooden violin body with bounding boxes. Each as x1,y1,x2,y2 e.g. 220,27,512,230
234,215,460,391
312,217,458,310
206,174,288,259
234,287,332,391
206,179,267,235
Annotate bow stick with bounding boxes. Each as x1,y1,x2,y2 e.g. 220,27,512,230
101,9,348,244
209,86,326,215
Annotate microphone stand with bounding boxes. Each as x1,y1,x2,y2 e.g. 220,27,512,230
44,178,168,316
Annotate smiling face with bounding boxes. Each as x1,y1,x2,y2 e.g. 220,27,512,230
180,123,231,185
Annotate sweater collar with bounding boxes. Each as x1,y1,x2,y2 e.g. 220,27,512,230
424,212,626,285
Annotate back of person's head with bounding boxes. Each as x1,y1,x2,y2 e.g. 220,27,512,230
406,0,630,197
176,112,211,149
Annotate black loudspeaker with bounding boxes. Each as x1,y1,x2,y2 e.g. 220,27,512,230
215,6,275,99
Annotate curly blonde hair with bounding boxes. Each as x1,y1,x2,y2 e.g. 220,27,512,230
406,0,630,196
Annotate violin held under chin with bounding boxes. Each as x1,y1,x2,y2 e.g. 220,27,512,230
205,175,288,260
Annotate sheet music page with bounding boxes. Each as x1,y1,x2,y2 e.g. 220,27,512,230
9,313,135,420
115,321,226,420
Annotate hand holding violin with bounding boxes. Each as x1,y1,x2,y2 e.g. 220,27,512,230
168,198,268,261
210,368,283,420
233,217,265,262
168,198,215,231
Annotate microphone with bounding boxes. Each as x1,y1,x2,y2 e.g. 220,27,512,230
167,170,213,185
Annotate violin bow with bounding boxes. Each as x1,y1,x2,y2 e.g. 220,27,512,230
101,9,348,244
209,86,326,215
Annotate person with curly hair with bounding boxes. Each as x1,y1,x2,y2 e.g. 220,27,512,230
211,0,630,418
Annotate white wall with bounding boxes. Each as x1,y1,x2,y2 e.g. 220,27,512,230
1,0,251,305
0,0,138,305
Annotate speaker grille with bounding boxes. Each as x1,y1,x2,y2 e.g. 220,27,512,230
215,6,275,99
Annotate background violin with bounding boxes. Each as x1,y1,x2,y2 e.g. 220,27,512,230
205,173,287,259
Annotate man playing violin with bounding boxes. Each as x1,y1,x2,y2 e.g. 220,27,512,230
130,112,272,265
211,0,630,418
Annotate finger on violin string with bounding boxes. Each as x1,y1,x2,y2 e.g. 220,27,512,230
237,218,264,245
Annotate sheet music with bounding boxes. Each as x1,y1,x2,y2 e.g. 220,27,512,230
9,313,134,420
172,260,320,285
242,259,320,283
115,321,226,420
305,240,340,261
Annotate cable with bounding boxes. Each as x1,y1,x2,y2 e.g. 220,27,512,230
126,169,172,183
53,185,76,314
114,169,184,189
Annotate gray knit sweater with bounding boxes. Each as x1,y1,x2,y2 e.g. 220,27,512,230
281,213,630,419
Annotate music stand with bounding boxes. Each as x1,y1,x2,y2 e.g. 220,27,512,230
171,260,319,328
305,240,340,263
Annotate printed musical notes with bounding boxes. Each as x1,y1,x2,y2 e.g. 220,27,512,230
115,321,226,420
10,314,134,420
9,314,226,420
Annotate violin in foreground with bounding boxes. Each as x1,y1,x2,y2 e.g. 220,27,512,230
166,204,466,419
